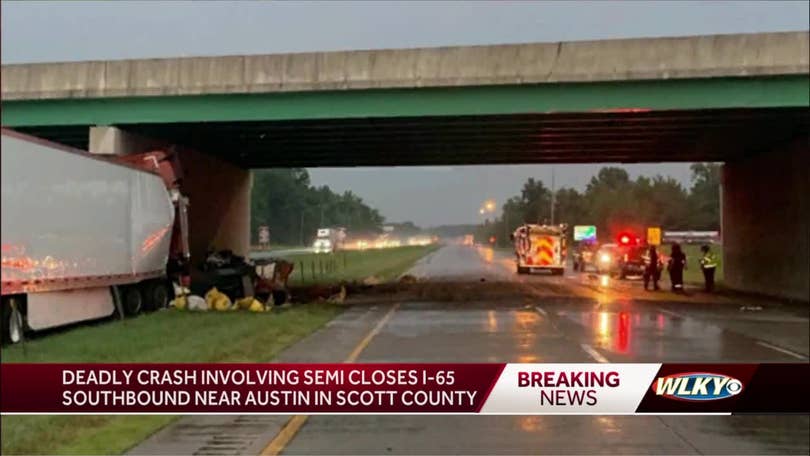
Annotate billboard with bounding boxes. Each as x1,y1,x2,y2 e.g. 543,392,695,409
573,225,597,241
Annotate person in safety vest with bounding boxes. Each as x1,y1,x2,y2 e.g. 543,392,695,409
699,244,718,292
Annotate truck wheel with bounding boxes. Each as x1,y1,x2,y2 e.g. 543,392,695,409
122,287,143,316
144,281,170,311
2,298,25,345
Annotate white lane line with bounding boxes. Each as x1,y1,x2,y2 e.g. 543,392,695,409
658,308,686,319
580,344,610,363
755,341,809,360
534,306,548,317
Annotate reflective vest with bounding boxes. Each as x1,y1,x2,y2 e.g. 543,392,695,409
700,252,717,269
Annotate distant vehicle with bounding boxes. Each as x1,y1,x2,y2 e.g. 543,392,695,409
313,227,346,254
463,235,474,246
595,233,647,279
511,224,568,275
407,236,432,246
572,241,598,272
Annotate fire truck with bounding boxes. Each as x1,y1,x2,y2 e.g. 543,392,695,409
511,224,568,275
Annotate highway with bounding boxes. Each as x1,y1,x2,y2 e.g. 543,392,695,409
131,244,809,455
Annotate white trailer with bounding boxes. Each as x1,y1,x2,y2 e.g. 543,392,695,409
1,130,176,344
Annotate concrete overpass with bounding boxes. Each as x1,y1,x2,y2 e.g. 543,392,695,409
1,31,808,300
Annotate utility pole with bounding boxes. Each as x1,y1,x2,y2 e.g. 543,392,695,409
550,166,556,225
299,212,305,246
504,210,510,246
320,205,325,226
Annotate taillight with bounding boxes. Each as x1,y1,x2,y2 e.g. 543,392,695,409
623,254,629,262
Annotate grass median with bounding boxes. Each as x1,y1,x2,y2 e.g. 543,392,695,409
0,304,342,455
281,244,439,285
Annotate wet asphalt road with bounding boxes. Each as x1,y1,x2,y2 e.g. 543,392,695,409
131,244,809,455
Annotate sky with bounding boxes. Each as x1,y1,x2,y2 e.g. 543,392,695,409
3,1,808,226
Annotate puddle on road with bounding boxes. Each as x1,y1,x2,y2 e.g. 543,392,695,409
555,308,803,362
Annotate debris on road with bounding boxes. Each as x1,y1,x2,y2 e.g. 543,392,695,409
399,274,418,284
740,305,764,312
363,276,382,285
328,285,347,304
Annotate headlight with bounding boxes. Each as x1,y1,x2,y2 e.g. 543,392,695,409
599,253,611,263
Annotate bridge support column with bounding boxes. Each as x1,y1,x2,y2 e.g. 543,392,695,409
722,136,809,302
177,147,251,260
89,126,165,155
87,126,251,259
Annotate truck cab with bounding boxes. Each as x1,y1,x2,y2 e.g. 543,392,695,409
313,227,346,254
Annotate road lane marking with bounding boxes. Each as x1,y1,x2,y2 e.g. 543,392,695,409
345,303,400,363
580,343,610,363
534,306,547,317
259,303,400,456
260,415,309,456
658,308,685,319
755,341,809,360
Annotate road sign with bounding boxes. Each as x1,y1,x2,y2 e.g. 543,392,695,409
573,225,597,241
647,227,661,246
258,225,270,245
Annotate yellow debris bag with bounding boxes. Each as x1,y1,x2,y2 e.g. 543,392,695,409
171,295,188,310
249,299,268,313
235,296,254,310
205,287,232,311
236,296,269,313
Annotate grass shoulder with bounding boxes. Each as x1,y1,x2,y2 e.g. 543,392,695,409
1,303,342,454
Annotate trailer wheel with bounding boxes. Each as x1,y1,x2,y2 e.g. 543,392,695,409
122,287,143,316
2,298,25,345
144,281,170,311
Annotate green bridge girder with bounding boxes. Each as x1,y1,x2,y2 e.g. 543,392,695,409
2,75,808,127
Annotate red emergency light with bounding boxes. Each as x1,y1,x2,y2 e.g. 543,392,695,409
617,232,639,246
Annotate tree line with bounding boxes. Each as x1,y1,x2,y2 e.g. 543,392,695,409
476,163,721,247
251,169,385,245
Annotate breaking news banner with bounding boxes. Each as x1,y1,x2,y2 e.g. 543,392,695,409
1,363,807,415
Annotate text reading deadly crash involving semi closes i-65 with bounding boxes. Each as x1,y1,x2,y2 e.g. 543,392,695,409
59,369,475,407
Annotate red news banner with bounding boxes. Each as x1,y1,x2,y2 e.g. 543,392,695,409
1,363,807,415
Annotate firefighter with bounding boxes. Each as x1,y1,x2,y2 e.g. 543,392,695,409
699,245,718,292
667,243,687,292
643,245,660,291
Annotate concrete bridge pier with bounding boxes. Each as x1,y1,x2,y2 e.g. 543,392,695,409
88,126,251,261
722,136,809,302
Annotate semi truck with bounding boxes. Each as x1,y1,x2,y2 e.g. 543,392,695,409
1,129,191,344
511,224,568,275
